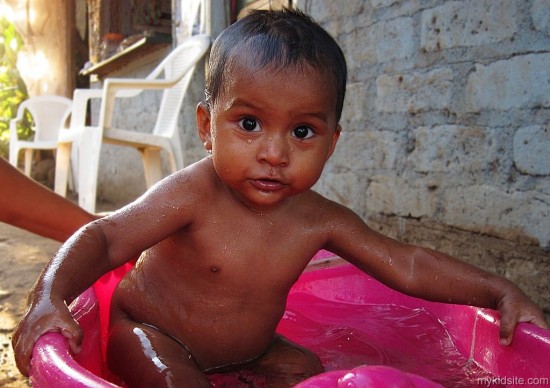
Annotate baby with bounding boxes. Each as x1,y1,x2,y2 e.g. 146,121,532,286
12,8,548,387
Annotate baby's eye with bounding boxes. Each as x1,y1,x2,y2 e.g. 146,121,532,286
292,125,314,139
239,117,261,132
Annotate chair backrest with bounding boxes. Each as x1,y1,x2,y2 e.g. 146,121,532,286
183,0,207,36
148,34,210,138
19,95,72,141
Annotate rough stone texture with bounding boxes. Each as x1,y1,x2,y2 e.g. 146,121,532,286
513,125,550,175
532,0,550,35
298,0,550,309
408,125,490,174
298,0,550,245
420,0,518,51
465,54,550,111
376,68,454,113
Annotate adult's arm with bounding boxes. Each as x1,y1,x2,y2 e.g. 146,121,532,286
0,158,97,241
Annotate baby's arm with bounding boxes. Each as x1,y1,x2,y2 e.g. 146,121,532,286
11,170,196,376
12,221,118,376
324,204,549,345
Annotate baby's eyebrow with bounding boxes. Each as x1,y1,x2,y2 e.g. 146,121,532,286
301,110,330,123
224,97,260,111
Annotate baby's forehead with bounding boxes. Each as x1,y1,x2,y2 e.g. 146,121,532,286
223,52,335,91
217,57,339,121
228,56,310,78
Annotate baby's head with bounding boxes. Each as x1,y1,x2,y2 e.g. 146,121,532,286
205,8,347,121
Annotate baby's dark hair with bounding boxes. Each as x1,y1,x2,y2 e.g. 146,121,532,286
205,8,347,121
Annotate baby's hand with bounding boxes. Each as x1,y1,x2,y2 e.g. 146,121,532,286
12,297,82,376
497,289,549,345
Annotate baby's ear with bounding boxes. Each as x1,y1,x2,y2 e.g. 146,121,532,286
196,102,212,151
326,124,341,160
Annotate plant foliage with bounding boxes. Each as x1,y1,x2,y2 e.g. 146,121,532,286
0,17,31,158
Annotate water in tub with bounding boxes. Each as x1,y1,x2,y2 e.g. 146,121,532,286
210,293,501,387
281,294,498,387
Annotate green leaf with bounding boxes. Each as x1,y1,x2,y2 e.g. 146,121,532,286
0,17,29,157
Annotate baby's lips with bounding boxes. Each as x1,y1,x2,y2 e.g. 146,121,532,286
252,179,286,192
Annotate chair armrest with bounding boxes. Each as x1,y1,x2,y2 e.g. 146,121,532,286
98,78,182,129
73,88,103,99
58,126,95,143
103,77,182,90
69,89,105,131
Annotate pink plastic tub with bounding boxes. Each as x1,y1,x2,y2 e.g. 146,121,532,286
29,252,550,387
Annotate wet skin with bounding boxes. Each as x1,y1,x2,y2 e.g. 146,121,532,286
12,57,548,387
108,162,333,386
109,60,342,386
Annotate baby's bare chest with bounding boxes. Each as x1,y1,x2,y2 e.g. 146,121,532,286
118,225,309,339
172,210,321,269
150,228,313,292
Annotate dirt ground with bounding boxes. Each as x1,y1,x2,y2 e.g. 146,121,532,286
0,222,59,387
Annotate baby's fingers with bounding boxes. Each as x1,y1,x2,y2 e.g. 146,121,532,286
12,308,82,376
497,305,518,346
61,325,83,355
498,299,548,346
498,311,518,346
49,311,83,356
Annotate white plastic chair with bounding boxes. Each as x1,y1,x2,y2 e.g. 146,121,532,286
9,95,72,176
54,34,210,213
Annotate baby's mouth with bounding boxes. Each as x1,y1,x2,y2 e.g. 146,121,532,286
251,179,286,192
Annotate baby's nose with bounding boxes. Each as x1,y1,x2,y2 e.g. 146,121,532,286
258,135,289,166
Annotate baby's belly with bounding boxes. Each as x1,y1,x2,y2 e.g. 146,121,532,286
111,275,287,370
178,311,282,370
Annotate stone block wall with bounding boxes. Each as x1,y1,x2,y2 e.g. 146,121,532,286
295,0,550,311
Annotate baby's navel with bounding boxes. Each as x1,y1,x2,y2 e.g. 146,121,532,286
210,265,220,273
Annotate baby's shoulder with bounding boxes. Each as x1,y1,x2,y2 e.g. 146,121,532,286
172,158,218,190
294,190,356,221
148,158,218,209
